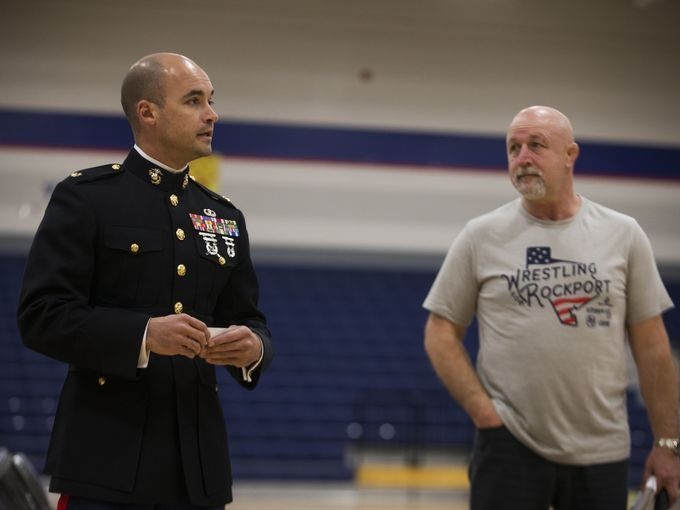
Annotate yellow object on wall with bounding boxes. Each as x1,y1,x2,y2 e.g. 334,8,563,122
189,155,221,192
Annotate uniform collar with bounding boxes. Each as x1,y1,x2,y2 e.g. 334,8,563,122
133,145,187,173
123,148,191,193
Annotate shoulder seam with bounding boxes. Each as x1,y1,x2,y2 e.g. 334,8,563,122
190,176,236,208
68,163,123,183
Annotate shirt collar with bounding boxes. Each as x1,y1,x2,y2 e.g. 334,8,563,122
134,145,188,174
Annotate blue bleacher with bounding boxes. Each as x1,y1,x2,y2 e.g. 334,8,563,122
1,254,679,486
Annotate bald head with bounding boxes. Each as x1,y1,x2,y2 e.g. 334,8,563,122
508,106,575,145
120,52,200,126
119,53,217,168
506,105,581,217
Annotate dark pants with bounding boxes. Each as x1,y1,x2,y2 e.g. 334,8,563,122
58,495,222,510
468,426,628,510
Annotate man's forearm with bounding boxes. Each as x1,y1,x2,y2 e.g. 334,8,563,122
424,314,501,428
631,316,680,439
638,348,680,439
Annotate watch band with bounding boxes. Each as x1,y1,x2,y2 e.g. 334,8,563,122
656,438,680,454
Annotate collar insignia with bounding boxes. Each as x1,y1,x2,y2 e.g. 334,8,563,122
149,168,162,185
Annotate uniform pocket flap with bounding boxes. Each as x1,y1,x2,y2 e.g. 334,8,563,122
104,226,164,253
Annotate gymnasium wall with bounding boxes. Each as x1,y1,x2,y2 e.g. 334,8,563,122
1,0,679,269
1,0,679,488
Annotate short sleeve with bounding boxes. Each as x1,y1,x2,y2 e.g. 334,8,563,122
625,220,674,325
423,224,479,327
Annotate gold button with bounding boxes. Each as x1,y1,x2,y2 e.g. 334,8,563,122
112,164,121,170
170,194,179,206
218,256,226,266
174,302,183,314
176,228,185,241
177,264,186,277
98,377,106,386
130,243,139,254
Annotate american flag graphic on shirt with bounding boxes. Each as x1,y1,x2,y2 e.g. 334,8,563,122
524,247,598,326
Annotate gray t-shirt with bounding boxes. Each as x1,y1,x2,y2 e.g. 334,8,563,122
423,197,673,464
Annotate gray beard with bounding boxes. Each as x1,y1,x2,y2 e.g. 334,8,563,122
518,180,546,199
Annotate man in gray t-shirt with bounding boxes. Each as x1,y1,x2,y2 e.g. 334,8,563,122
423,106,680,509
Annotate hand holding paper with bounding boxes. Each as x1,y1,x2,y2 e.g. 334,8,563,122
202,326,262,367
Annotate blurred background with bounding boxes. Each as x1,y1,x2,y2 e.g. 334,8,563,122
1,0,679,507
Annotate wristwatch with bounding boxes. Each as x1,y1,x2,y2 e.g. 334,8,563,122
656,438,680,455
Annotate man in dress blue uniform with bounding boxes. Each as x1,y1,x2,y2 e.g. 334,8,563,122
17,53,273,509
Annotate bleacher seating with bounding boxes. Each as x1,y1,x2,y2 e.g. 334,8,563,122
1,255,678,487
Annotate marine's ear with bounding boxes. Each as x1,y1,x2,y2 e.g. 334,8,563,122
137,99,159,127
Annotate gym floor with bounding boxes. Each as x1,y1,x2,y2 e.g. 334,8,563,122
230,482,468,510
44,482,469,510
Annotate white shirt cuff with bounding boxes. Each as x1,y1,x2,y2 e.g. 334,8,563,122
241,336,264,383
138,321,150,368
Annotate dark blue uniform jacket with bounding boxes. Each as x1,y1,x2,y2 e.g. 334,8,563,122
17,149,273,506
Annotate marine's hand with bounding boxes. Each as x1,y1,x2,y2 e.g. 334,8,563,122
643,446,680,506
146,313,209,359
201,325,262,367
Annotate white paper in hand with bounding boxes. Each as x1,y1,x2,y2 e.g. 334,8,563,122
208,327,227,337
631,476,657,510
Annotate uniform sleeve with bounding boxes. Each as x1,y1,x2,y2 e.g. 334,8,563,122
213,210,272,388
17,179,149,379
625,219,674,326
422,224,479,327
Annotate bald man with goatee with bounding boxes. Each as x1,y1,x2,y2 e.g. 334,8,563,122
423,106,680,509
